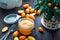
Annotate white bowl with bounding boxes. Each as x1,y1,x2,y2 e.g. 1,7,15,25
41,17,60,30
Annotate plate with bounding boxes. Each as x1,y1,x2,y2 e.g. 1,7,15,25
41,17,60,30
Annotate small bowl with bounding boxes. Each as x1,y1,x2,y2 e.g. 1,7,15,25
4,14,21,24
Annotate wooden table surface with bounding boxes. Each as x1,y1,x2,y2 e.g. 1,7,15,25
0,0,60,40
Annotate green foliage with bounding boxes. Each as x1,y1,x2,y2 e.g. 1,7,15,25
34,0,60,20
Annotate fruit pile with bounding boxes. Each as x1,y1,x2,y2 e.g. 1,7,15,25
12,27,44,40
18,4,41,20
13,31,36,40
1,25,44,40
13,35,36,40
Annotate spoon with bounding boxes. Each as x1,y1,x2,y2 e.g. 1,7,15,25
4,14,21,24
0,24,16,40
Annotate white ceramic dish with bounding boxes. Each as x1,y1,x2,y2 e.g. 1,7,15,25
41,17,60,30
4,14,21,24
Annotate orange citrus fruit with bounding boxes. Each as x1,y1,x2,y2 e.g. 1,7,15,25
36,10,41,15
19,36,26,40
30,8,35,13
54,6,58,10
23,4,29,9
21,13,25,17
18,10,24,14
13,31,19,37
26,8,30,13
38,27,44,32
29,15,35,20
26,14,30,18
48,3,52,7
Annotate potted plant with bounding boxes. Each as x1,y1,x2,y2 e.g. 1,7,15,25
35,0,60,30
0,0,22,9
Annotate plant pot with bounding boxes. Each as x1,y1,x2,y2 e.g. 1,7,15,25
0,0,22,9
41,14,60,30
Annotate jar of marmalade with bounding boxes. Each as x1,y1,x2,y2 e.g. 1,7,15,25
18,18,34,35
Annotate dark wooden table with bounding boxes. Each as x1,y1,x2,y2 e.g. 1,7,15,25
0,0,60,40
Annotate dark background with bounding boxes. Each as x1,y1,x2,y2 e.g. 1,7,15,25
0,0,60,40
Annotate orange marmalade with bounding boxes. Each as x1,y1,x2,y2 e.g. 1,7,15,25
18,18,34,35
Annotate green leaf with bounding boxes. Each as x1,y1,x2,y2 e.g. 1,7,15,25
35,5,40,11
56,9,60,12
35,0,46,10
37,0,40,2
34,3,39,7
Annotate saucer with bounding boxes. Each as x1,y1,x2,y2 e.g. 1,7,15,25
41,17,60,30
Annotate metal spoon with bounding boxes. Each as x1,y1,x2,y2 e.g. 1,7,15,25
0,24,16,40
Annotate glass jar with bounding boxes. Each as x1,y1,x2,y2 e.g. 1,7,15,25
18,18,34,35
